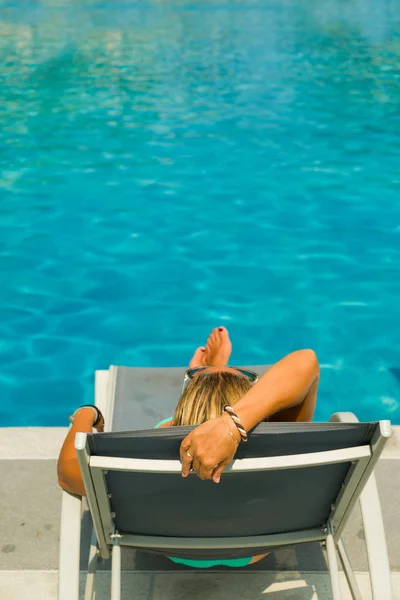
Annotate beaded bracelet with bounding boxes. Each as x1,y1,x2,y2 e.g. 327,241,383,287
223,405,248,442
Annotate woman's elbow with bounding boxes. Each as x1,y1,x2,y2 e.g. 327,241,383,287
57,458,85,497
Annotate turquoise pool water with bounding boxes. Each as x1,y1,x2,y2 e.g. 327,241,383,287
1,0,400,425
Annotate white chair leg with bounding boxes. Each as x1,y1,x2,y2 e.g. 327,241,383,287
330,412,393,600
84,528,98,600
58,491,82,600
337,539,363,600
360,473,393,600
111,537,121,600
326,532,342,600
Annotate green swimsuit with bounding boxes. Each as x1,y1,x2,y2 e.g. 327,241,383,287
154,417,254,569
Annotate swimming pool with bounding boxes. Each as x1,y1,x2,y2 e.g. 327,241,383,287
0,0,399,426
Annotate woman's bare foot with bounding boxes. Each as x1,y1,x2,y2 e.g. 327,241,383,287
189,327,232,368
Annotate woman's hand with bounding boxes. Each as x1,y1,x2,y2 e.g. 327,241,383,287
180,414,239,483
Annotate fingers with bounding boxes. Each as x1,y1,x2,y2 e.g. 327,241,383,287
180,436,193,478
211,459,231,484
182,455,231,483
180,453,192,478
192,456,219,481
179,419,234,483
182,443,216,482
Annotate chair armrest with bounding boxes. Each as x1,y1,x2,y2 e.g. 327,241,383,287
329,412,359,423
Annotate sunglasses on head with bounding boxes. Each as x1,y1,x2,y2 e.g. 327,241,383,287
182,366,259,392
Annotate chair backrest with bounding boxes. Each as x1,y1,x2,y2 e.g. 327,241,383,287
76,420,390,560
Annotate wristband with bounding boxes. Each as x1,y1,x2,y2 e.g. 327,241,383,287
69,405,103,427
223,405,248,442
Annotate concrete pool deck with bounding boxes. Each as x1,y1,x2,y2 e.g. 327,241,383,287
0,426,399,600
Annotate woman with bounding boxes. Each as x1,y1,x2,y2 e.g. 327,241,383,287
58,326,319,567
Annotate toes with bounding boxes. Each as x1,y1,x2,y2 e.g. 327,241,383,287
209,327,230,344
217,326,230,339
206,327,230,348
189,346,206,368
208,331,217,345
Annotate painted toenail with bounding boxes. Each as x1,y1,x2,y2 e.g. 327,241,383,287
218,327,224,331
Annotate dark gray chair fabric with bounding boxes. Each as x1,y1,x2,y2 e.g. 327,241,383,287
88,421,377,559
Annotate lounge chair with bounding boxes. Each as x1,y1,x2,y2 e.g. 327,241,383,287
57,367,393,600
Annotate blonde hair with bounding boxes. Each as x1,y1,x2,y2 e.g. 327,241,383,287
173,370,251,426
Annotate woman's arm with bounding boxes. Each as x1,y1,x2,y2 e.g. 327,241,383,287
235,348,319,429
57,408,104,496
180,349,319,483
